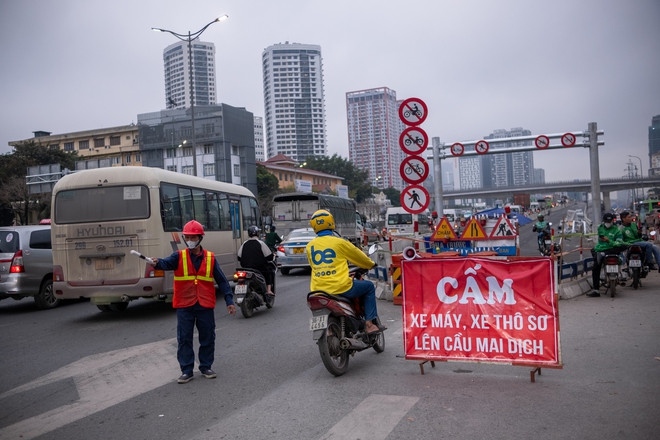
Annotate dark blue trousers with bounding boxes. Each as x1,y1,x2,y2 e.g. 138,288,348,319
176,302,215,374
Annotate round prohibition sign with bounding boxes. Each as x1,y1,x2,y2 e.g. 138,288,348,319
398,97,428,126
561,132,576,147
399,127,428,155
400,184,430,214
475,140,490,155
535,135,550,149
400,156,429,185
450,142,464,157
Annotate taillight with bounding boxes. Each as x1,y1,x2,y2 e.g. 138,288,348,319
605,256,619,265
145,265,164,278
233,271,249,279
53,265,64,281
277,246,285,253
10,250,24,273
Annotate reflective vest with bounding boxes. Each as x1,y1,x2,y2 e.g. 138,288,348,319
173,249,216,308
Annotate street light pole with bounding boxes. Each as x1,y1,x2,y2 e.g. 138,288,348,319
153,15,228,177
629,154,644,205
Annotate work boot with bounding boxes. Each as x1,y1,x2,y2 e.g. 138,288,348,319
586,290,600,298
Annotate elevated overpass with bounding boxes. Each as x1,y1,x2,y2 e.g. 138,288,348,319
441,176,660,211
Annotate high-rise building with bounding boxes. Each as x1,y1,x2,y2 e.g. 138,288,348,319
649,115,660,173
254,116,265,162
162,40,217,109
261,42,327,161
346,87,406,191
482,128,534,188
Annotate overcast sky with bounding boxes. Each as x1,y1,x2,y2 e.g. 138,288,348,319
1,0,659,183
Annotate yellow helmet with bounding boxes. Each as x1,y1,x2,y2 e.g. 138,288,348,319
310,209,335,234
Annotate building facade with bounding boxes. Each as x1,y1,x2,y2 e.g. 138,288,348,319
346,87,405,191
259,154,343,192
9,126,142,170
162,40,217,109
649,115,660,175
261,42,327,161
482,128,534,188
137,104,257,195
254,116,265,162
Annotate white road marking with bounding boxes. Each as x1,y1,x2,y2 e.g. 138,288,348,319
319,394,419,440
0,337,179,440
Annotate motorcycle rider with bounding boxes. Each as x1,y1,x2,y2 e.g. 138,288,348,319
587,212,629,298
305,209,383,335
264,225,283,252
532,214,551,244
237,226,275,295
619,210,660,271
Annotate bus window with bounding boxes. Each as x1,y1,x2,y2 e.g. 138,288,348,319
218,193,231,231
192,189,207,227
178,187,194,225
161,183,181,231
241,196,259,228
206,192,220,230
54,186,149,224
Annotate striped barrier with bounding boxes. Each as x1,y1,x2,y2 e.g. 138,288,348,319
390,254,403,305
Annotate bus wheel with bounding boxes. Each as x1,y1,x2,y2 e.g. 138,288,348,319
97,305,112,312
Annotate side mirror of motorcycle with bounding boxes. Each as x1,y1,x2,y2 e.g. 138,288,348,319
367,243,381,256
651,230,657,237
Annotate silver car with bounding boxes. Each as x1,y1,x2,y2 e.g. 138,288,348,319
0,225,58,309
277,228,316,275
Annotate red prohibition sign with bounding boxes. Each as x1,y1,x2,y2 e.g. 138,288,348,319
535,135,550,149
400,156,429,185
475,140,490,155
450,142,464,157
398,97,428,126
400,184,430,214
561,132,576,147
399,127,428,155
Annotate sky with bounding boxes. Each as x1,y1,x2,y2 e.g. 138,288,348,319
1,0,659,184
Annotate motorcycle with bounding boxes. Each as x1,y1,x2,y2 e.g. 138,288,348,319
306,244,384,376
599,251,627,298
233,261,276,318
534,223,561,256
626,243,648,289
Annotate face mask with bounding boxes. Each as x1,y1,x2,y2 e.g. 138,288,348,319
185,240,199,249
604,222,612,228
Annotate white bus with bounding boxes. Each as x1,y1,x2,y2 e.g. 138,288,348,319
51,167,261,311
385,207,431,236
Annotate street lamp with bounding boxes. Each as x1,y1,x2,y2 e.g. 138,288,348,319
152,15,228,177
294,162,306,190
628,155,644,204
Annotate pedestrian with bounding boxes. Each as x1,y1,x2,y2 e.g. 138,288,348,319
148,220,236,383
587,212,628,297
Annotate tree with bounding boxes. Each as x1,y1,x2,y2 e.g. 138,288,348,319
0,141,78,225
256,164,282,218
382,187,401,207
303,154,372,203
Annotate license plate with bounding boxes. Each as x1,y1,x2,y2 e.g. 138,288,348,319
309,315,328,331
605,265,619,274
235,284,247,294
95,259,114,270
293,247,305,254
629,260,642,267
544,240,552,245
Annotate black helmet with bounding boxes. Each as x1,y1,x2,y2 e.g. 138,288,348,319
538,214,544,220
602,212,614,223
270,225,276,231
248,226,261,237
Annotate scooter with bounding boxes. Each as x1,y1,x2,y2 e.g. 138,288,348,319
233,261,276,318
599,251,627,298
626,244,648,289
306,244,384,376
534,223,561,256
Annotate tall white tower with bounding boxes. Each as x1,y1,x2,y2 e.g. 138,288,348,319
261,42,327,161
162,40,217,109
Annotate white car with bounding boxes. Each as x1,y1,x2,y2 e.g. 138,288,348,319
276,228,316,275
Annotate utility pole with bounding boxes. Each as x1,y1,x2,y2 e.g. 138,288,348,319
588,122,602,225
